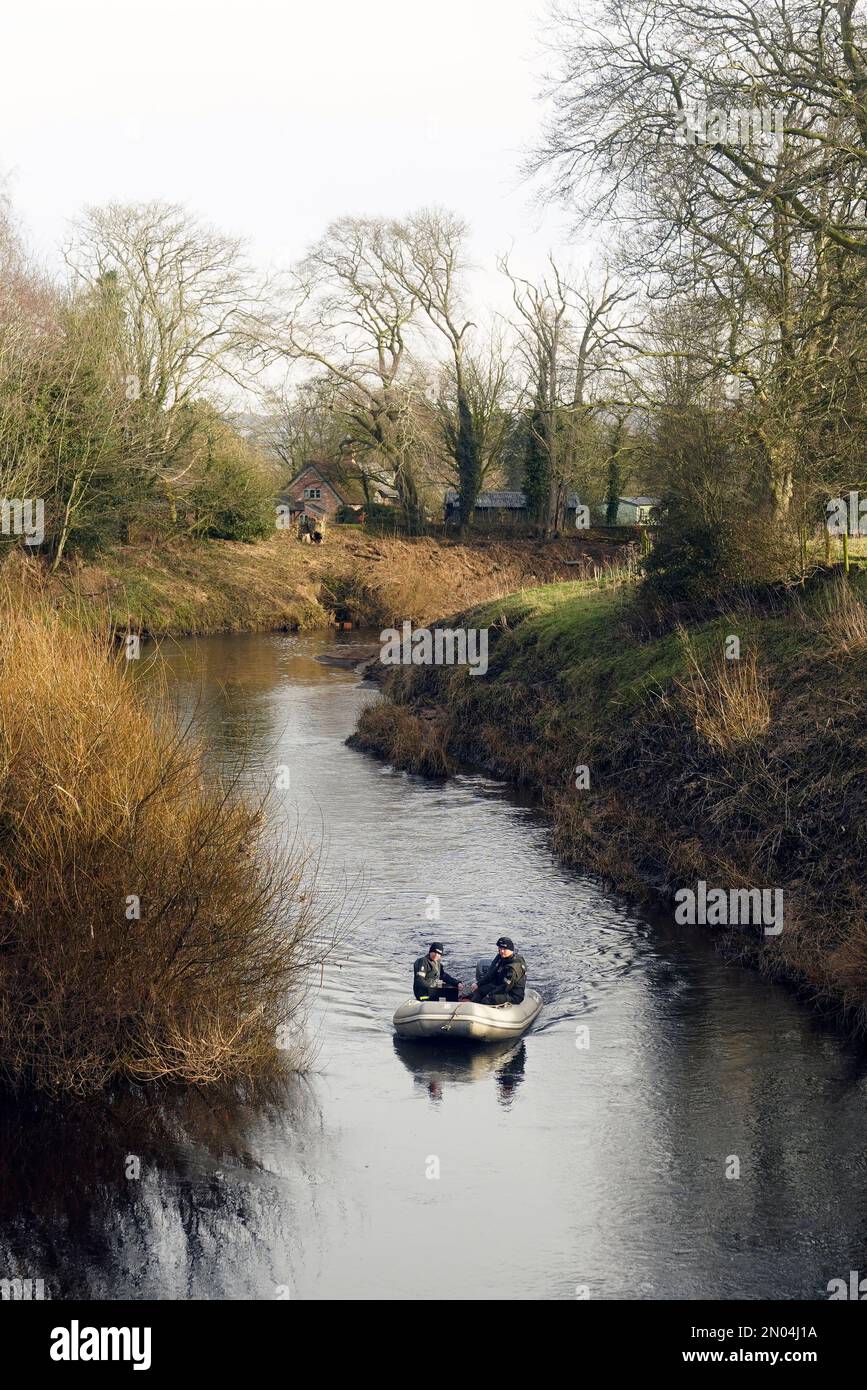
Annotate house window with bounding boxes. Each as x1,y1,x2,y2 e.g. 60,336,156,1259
304,487,321,500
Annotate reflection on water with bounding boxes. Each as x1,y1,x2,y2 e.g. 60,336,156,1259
3,629,867,1300
393,1038,528,1110
0,1078,318,1299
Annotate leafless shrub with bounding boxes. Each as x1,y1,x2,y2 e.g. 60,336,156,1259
0,596,336,1094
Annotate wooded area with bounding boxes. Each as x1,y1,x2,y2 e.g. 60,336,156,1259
2,0,865,606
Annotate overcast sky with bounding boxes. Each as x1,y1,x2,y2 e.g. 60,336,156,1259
0,0,586,302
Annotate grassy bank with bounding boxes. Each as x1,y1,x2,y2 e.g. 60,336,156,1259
352,570,867,1025
17,529,631,638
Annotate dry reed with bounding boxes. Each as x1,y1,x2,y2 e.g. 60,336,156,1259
0,597,333,1094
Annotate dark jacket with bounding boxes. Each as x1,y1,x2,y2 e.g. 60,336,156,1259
413,954,459,1000
477,952,527,1004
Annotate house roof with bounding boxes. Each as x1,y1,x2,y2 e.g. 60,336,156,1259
619,496,660,507
445,488,581,509
283,461,368,507
479,491,526,509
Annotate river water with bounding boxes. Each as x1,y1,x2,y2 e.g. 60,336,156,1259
2,628,867,1301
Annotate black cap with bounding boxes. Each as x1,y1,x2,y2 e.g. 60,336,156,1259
429,942,445,955
496,936,514,950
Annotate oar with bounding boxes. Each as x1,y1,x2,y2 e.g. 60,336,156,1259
441,1001,464,1033
441,987,472,1033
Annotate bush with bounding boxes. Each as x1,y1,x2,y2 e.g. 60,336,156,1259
0,599,331,1094
639,497,731,603
362,502,408,534
188,453,275,541
639,494,794,608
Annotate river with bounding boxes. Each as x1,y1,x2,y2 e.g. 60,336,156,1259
2,628,866,1301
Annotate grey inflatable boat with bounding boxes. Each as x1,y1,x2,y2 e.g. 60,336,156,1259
392,989,543,1043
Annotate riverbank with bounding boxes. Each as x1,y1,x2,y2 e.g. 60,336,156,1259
15,528,631,638
351,570,867,1026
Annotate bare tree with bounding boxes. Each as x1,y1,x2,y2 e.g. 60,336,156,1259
531,0,867,519
269,216,428,528
433,326,516,495
502,254,635,531
65,201,262,463
262,376,349,475
382,209,483,528
0,197,61,512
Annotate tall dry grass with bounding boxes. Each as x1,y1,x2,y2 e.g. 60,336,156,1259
351,698,454,776
318,538,626,629
674,633,771,752
814,574,867,655
319,548,472,628
0,598,332,1094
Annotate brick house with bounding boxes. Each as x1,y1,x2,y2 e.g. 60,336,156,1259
277,462,397,521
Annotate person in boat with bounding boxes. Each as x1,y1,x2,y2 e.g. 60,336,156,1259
413,943,462,1002
471,937,527,1006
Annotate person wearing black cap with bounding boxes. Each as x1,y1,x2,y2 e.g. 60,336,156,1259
413,943,462,1001
471,937,527,1006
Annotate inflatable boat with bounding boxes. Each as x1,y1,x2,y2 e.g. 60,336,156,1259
392,989,543,1043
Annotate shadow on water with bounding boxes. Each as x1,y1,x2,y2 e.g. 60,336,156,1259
0,1078,318,1299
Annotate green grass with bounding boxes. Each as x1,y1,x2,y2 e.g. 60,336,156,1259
470,578,771,719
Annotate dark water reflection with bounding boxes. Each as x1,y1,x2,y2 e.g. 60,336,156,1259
3,629,867,1300
392,1038,528,1110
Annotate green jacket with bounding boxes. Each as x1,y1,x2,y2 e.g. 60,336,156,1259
413,954,459,1000
478,953,527,1004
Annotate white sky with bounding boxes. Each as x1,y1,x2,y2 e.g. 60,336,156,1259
0,0,589,303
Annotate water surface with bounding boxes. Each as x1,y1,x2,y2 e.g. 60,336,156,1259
2,629,866,1301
